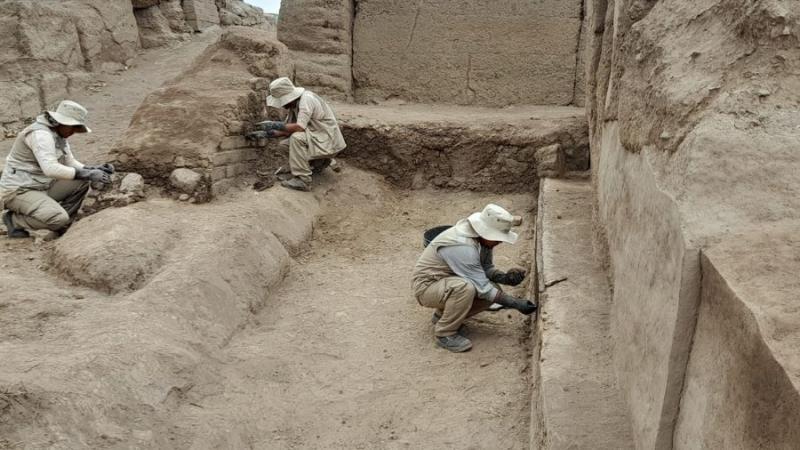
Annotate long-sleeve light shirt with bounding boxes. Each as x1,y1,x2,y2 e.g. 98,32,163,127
438,244,501,301
25,130,83,179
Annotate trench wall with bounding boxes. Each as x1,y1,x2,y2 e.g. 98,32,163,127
278,0,588,106
587,0,800,448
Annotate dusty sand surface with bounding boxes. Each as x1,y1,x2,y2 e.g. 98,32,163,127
158,170,538,448
0,166,537,447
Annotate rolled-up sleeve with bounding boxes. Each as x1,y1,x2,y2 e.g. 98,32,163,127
438,245,499,301
25,131,76,180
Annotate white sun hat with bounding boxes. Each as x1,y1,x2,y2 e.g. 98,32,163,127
266,77,306,108
48,100,91,133
455,203,521,244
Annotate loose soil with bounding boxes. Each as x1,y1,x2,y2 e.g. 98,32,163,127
153,172,537,448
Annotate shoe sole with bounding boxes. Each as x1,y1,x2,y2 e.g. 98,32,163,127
436,339,472,353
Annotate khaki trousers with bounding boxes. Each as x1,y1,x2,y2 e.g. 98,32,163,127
288,132,334,184
6,179,90,231
416,276,492,337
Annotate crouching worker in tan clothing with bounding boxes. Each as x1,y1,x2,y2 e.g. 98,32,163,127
249,77,346,192
1,100,113,239
412,204,537,353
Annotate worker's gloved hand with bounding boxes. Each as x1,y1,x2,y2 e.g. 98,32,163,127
496,292,537,315
84,163,115,174
255,120,286,132
245,130,277,140
490,268,527,286
75,168,111,184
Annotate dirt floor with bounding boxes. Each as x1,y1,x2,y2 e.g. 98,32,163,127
0,165,537,448
159,171,537,448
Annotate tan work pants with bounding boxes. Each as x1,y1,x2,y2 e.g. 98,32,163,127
288,132,334,184
416,276,492,337
6,179,90,231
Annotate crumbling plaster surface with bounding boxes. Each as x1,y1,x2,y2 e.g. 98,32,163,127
352,0,583,106
587,0,800,448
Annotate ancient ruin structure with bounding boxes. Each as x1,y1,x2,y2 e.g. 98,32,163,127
1,0,798,448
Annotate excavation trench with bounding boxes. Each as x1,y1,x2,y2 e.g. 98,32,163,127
0,166,539,448
160,170,538,448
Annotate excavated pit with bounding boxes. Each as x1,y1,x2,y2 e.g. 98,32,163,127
0,159,547,448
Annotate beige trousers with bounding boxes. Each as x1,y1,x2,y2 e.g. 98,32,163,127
5,179,90,231
288,132,334,184
416,276,492,337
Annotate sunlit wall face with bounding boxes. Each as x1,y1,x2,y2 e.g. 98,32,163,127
244,0,281,14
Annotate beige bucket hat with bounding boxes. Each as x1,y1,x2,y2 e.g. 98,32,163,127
455,204,521,244
267,77,305,108
48,100,91,133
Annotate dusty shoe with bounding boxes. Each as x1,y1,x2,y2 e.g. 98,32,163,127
435,334,473,353
3,211,30,239
281,177,311,192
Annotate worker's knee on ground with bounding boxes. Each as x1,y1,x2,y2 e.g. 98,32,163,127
43,209,70,230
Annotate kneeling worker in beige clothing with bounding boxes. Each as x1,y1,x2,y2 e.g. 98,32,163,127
412,204,537,353
1,100,113,239
249,77,346,192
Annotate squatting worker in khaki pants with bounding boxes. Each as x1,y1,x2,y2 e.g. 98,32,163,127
265,77,346,192
1,100,114,239
412,204,537,353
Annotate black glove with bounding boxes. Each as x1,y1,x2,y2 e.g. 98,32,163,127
75,168,111,184
255,120,286,131
245,130,277,140
495,292,537,315
490,268,527,286
84,163,115,174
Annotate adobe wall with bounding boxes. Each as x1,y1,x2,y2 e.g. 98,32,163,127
352,0,584,106
277,0,354,101
111,28,293,199
587,0,800,448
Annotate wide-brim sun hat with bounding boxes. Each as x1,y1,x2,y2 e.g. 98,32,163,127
459,203,520,244
267,77,305,108
48,100,91,133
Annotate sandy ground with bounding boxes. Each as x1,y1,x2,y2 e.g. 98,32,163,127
158,170,538,448
0,166,537,448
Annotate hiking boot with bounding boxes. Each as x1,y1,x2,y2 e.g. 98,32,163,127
281,177,311,192
3,211,29,239
436,334,473,353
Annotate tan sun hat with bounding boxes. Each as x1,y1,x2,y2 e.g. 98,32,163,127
266,77,305,108
48,100,91,133
455,204,521,244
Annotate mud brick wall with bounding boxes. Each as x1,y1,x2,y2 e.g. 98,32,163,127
210,136,262,195
352,0,584,106
183,0,220,31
